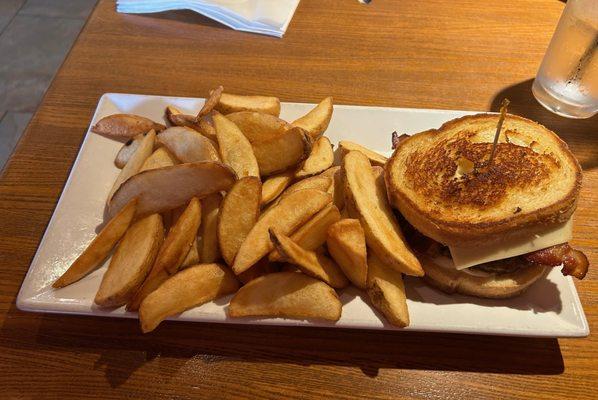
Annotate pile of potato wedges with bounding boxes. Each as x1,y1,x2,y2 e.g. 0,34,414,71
53,87,423,333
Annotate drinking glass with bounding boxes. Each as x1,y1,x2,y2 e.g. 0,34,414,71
532,0,598,119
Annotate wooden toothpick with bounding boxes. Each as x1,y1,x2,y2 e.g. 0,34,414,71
488,98,510,166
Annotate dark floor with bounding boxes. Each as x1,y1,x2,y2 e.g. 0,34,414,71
0,0,97,170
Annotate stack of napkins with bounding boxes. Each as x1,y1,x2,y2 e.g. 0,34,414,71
116,0,300,37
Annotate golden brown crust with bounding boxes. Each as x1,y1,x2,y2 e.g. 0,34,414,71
405,138,554,209
385,114,582,246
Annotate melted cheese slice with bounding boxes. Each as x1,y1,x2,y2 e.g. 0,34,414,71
449,218,573,270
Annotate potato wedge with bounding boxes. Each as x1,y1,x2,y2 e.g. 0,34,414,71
269,229,348,289
213,113,259,178
165,105,183,120
292,97,333,138
161,197,202,275
274,175,332,207
321,166,344,209
229,272,341,321
166,105,218,141
287,174,332,194
157,126,220,163
269,203,340,262
252,126,312,176
180,237,200,268
196,85,223,120
327,219,368,289
139,147,177,172
216,93,280,116
343,151,423,276
127,198,202,310
166,105,204,131
339,140,387,167
236,257,278,284
165,105,184,123
114,134,143,169
200,193,222,263
140,263,239,333
260,169,294,206
95,213,164,307
197,111,218,142
367,253,410,327
166,113,198,130
218,177,261,266
109,161,236,218
295,136,334,178
226,111,289,142
232,189,332,275
107,129,155,201
53,199,138,288
91,114,165,139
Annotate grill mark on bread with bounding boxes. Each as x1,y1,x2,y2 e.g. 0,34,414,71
405,135,554,209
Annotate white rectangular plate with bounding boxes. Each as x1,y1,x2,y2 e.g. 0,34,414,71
17,93,589,337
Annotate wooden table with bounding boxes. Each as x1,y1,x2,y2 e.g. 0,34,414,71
1,0,596,398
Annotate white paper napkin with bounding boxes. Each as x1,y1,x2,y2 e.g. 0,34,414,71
116,0,300,37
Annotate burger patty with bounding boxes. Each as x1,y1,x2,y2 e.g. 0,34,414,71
470,257,524,275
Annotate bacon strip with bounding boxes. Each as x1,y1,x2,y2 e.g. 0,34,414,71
391,131,410,150
523,243,589,280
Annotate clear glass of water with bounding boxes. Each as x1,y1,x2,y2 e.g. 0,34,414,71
532,0,598,119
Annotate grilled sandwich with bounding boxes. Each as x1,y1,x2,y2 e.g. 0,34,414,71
385,114,589,298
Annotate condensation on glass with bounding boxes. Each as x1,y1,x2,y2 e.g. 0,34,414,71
533,0,598,119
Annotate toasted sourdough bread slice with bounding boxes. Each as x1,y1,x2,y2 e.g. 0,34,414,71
417,252,548,299
386,114,582,247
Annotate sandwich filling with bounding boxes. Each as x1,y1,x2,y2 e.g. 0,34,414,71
448,218,573,269
406,225,588,279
